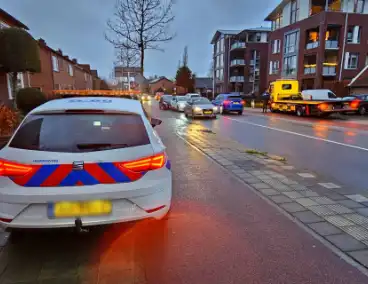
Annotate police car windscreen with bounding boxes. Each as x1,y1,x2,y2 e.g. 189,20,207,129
9,113,150,152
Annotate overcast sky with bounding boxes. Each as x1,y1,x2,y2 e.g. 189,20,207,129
0,0,279,79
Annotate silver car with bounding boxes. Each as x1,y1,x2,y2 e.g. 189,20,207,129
184,97,218,118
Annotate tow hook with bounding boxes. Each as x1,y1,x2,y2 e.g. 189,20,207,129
75,218,89,233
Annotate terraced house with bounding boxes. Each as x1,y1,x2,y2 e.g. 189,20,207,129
265,0,368,93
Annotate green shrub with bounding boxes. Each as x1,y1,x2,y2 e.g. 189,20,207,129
16,88,47,114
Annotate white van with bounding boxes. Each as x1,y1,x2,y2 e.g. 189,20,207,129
185,93,200,100
301,89,340,101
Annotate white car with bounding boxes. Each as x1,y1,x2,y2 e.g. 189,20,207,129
0,97,172,230
184,93,200,100
170,96,188,111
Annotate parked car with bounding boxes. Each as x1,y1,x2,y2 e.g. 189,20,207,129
212,94,245,115
184,93,201,100
301,89,340,101
184,97,217,119
342,94,368,115
159,95,172,110
170,96,188,111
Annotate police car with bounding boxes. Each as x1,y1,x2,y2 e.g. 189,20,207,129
0,96,172,230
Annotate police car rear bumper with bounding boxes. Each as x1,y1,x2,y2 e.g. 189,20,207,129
0,170,172,229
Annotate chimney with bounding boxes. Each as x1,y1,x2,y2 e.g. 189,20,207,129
72,58,78,64
57,49,63,55
38,38,46,46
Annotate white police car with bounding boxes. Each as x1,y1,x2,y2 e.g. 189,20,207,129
0,97,172,229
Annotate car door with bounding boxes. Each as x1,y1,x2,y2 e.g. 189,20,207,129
214,95,222,106
184,100,192,114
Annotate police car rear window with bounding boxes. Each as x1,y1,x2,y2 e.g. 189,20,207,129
9,113,150,152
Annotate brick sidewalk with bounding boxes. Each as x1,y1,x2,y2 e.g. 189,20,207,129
177,122,368,268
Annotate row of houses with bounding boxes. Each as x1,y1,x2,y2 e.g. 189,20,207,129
212,0,368,96
0,8,106,106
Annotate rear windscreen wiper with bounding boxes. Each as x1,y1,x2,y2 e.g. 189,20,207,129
76,143,129,150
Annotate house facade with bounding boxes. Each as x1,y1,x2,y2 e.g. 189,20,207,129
211,28,270,96
265,0,368,95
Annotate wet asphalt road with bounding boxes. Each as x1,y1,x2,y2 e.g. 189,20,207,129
149,101,368,191
1,101,368,283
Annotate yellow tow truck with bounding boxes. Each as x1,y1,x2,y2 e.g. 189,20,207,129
268,79,357,117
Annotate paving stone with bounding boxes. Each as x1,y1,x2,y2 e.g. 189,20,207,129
246,178,262,184
295,197,319,207
292,211,324,223
324,193,347,201
324,215,355,227
300,190,320,197
259,188,279,196
230,169,245,174
270,195,293,204
357,208,368,217
297,173,315,178
308,222,343,236
252,183,271,189
318,182,341,189
346,194,368,203
308,205,336,216
326,204,353,214
280,202,306,213
310,197,336,205
290,184,308,191
348,250,368,267
341,226,368,241
337,199,365,209
326,234,366,251
281,165,294,170
283,191,303,199
343,214,368,225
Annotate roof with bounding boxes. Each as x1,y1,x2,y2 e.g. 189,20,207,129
149,76,172,84
210,29,242,44
237,27,272,35
348,65,368,87
32,97,144,114
264,0,289,21
195,77,213,89
0,8,29,30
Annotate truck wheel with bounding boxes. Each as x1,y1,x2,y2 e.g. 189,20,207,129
359,106,366,115
296,107,303,117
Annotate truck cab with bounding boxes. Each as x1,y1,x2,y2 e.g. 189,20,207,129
268,79,301,101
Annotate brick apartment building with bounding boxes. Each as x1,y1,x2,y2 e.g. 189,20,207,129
211,28,270,96
265,0,368,94
0,8,97,104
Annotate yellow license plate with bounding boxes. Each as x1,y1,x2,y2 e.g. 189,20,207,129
233,102,240,104
204,111,212,114
50,200,112,218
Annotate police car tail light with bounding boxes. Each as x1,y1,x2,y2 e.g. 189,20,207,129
0,160,33,177
120,153,165,172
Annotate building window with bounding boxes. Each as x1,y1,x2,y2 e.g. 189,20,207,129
365,54,368,66
347,26,361,43
7,73,24,100
256,33,261,42
219,69,224,80
290,0,299,24
220,37,224,52
356,0,365,13
283,55,297,75
220,53,224,67
52,56,59,72
68,64,73,76
269,61,280,74
272,14,282,31
284,31,299,54
84,73,88,81
345,52,359,69
272,39,281,54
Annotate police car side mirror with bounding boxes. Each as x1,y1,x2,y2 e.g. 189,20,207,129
151,118,162,128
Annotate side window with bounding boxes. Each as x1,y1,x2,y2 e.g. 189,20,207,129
328,92,337,99
217,95,223,101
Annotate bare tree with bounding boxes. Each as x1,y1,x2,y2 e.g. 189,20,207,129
114,44,140,67
106,0,175,74
207,60,214,78
182,46,188,67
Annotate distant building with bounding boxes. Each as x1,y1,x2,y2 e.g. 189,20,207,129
195,77,213,95
149,77,175,94
210,28,270,96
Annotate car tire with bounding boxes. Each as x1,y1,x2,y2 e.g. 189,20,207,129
358,106,366,115
296,107,303,117
238,110,243,115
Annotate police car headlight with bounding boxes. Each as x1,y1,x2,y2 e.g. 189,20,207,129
194,107,202,112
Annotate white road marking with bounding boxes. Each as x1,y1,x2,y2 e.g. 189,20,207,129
297,173,315,178
318,182,341,189
281,165,294,170
346,194,368,203
224,117,368,152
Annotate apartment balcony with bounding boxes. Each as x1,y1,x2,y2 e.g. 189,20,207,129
231,42,246,50
230,59,246,66
230,76,245,83
306,41,319,50
249,58,260,66
322,64,337,76
325,40,339,49
304,65,316,74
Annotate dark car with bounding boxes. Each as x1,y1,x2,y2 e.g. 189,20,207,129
342,94,368,115
159,95,173,110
